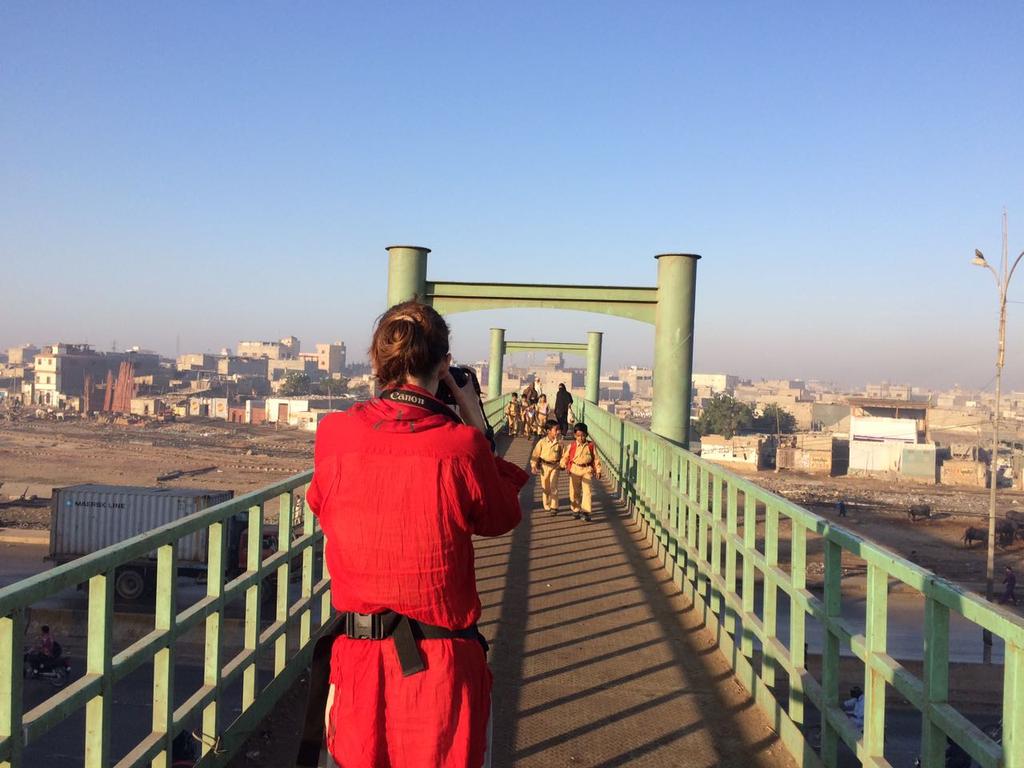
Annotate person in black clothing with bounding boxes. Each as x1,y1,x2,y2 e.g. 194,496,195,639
553,383,573,434
1000,565,1018,605
836,500,847,518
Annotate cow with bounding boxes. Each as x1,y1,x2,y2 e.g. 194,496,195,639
907,504,932,522
963,526,987,547
996,520,1018,548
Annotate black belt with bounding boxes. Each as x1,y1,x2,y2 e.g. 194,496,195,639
538,459,559,466
296,611,487,768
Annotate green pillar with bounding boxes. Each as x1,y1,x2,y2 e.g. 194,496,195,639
385,245,430,307
488,328,505,399
585,331,603,404
651,253,700,447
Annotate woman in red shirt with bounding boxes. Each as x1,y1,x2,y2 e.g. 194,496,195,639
307,301,527,768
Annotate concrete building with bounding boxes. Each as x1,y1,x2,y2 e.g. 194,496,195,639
847,398,935,482
620,367,654,399
177,353,218,372
217,356,268,378
692,373,739,395
314,342,346,375
599,378,627,401
700,435,770,470
32,344,117,408
130,397,167,417
268,357,319,383
7,345,39,366
187,396,229,419
237,336,300,360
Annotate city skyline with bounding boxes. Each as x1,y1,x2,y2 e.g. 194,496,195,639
2,4,1023,388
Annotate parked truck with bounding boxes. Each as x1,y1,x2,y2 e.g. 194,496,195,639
49,484,245,601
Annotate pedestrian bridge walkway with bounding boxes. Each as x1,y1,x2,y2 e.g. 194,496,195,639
1,398,1022,768
477,434,792,767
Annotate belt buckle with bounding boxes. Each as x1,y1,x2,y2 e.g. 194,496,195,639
349,612,386,640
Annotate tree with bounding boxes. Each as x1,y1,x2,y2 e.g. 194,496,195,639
696,394,753,439
278,372,311,396
752,404,797,435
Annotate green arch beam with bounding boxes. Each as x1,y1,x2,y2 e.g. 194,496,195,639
386,245,698,446
489,331,604,402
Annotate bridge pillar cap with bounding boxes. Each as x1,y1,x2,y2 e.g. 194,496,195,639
654,253,701,260
490,327,506,331
385,245,432,253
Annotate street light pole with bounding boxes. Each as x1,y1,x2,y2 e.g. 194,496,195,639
972,210,1024,647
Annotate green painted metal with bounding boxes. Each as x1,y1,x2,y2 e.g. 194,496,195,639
503,341,586,353
498,335,604,405
650,253,700,447
0,468,335,767
385,246,699,445
385,245,430,307
428,281,657,323
488,328,505,398
575,400,1024,768
585,331,602,404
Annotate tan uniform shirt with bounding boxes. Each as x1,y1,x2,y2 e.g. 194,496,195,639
531,437,564,469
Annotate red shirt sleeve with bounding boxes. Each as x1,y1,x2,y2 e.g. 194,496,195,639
455,430,528,537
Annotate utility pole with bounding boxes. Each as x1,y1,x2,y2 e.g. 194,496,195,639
972,209,1024,649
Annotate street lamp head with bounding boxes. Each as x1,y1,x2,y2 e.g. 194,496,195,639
972,249,988,267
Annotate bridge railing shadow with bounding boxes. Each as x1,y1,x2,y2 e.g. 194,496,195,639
577,401,1024,768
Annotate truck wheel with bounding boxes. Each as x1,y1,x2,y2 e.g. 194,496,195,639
115,568,147,601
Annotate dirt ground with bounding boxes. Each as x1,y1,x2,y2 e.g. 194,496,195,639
0,417,314,528
751,469,1024,597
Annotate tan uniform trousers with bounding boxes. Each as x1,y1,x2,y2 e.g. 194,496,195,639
538,463,560,511
568,465,594,517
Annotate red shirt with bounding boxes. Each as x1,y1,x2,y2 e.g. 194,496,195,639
307,386,527,768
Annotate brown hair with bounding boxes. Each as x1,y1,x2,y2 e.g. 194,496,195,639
370,301,450,388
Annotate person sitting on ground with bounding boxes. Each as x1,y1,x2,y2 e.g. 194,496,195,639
28,624,57,669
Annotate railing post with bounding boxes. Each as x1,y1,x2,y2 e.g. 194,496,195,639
585,331,603,404
740,492,757,660
762,503,779,687
202,521,227,757
300,494,316,648
724,483,739,636
276,492,293,675
710,474,723,619
242,504,264,712
488,328,505,399
0,610,25,768
821,540,843,767
151,543,178,768
862,563,889,760
788,522,807,725
651,253,700,446
385,245,430,307
85,571,115,767
1002,640,1023,768
920,598,949,768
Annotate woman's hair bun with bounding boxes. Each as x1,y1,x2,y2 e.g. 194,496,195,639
370,301,450,388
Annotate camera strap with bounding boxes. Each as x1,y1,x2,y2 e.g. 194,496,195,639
380,389,462,424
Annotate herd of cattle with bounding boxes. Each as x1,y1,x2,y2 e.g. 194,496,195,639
903,503,1024,548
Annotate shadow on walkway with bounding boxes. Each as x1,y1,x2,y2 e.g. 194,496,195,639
481,436,795,768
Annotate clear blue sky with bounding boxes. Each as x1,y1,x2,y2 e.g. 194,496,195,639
2,2,1022,389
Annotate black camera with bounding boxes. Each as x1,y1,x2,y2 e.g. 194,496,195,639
436,365,482,406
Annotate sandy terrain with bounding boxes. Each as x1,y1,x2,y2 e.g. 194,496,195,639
0,417,314,528
753,469,1024,594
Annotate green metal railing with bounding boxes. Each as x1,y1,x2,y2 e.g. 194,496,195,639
577,401,1024,768
0,471,329,768
0,396,512,768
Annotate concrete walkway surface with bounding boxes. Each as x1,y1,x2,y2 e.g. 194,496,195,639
480,436,796,768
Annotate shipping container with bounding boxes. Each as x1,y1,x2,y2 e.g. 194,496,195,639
50,484,236,600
